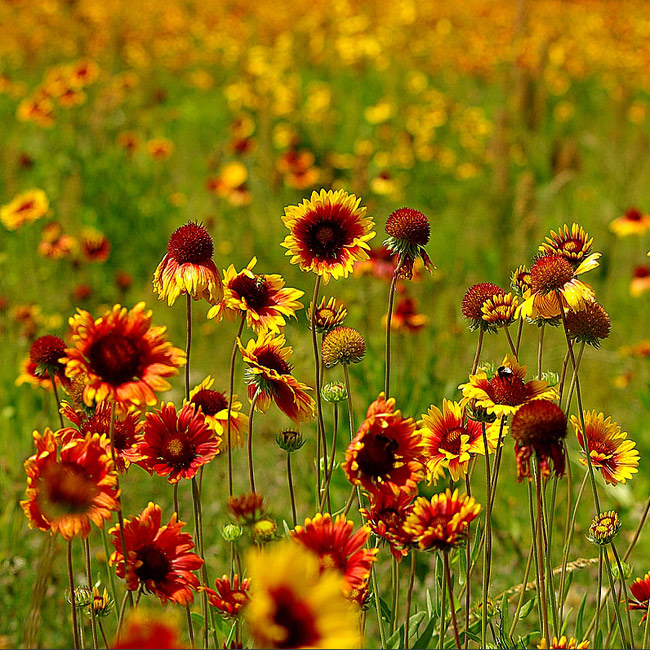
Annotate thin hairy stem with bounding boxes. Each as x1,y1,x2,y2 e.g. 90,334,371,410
534,465,550,643
83,538,99,649
67,540,80,650
192,477,210,649
310,275,325,504
371,564,387,649
612,544,635,647
227,315,246,497
444,552,461,649
185,294,192,400
49,370,65,429
515,318,524,356
481,422,493,648
471,329,484,376
319,402,339,513
537,322,545,378
509,540,535,638
385,257,404,396
287,452,298,527
247,387,262,493
595,548,603,644
504,325,517,356
404,553,416,649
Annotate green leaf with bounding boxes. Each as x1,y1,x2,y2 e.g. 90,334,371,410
426,589,434,619
575,592,588,640
413,616,436,649
560,609,571,635
519,598,536,619
500,591,511,640
595,629,603,649
190,612,204,626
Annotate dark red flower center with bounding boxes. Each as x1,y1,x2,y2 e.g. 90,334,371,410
511,400,567,446
633,265,650,279
162,435,195,468
461,283,504,320
40,462,98,516
486,373,528,406
625,208,643,221
301,216,350,260
135,545,171,583
530,254,574,293
167,223,214,264
88,333,141,386
269,586,319,648
229,274,272,310
256,347,291,375
17,200,35,213
356,434,399,477
385,208,430,246
439,427,464,454
191,388,228,416
30,335,67,372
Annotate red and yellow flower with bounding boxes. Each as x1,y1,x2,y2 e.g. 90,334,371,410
57,400,143,472
388,295,428,332
136,402,220,483
244,541,360,649
403,489,481,551
459,355,557,417
420,399,502,482
571,411,639,485
537,636,590,649
63,302,186,408
238,331,315,423
110,502,203,605
609,208,650,237
202,574,251,619
343,393,425,497
207,257,304,333
22,431,119,540
359,490,416,561
113,609,183,649
1,189,49,231
291,513,378,595
281,188,375,282
186,376,248,448
153,222,222,306
628,572,650,623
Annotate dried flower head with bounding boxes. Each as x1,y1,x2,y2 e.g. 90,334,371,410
565,301,611,348
462,283,505,332
322,327,366,367
511,400,567,481
384,207,435,279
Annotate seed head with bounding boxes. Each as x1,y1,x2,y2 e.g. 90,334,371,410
565,302,611,348
167,222,214,264
530,254,574,294
385,208,430,246
322,326,366,367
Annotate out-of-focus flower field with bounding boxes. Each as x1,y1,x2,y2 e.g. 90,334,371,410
2,0,650,648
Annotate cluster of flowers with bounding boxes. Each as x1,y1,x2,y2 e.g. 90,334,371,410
17,187,649,649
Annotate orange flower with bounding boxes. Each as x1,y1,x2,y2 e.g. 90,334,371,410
113,609,183,649
207,257,304,333
63,302,186,408
21,431,119,540
186,376,248,448
389,295,428,332
146,137,174,159
238,331,315,423
281,189,375,282
354,245,398,281
308,296,347,333
628,572,650,623
571,411,639,485
403,489,481,551
459,355,557,417
153,222,223,306
110,502,203,605
420,399,501,482
202,574,251,619
630,265,650,297
343,393,425,497
1,189,49,230
57,400,143,473
81,228,111,263
136,402,220,483
359,490,416,561
16,357,67,391
537,636,590,649
609,207,650,237
291,513,378,595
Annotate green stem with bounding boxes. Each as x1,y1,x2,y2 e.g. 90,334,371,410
595,548,603,645
404,553,416,649
440,554,447,650
49,370,65,429
185,293,192,401
471,328,484,376
612,543,635,647
385,257,404,396
515,317,524,356
643,600,650,649
116,591,129,643
464,472,472,649
226,315,246,497
319,402,339,513
527,481,544,633
371,564,387,649
444,552,461,649
192,477,210,649
342,364,363,510
558,473,588,613
503,325,517,356
481,422,492,648
534,464,550,644
310,275,326,506
537,322,545,379
603,549,629,648
83,538,99,649
539,474,559,636
509,540,535,638
100,527,119,626
287,452,298,527
247,387,262,493
67,540,80,650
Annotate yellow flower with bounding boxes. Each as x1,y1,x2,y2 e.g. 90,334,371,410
244,541,360,648
1,189,49,230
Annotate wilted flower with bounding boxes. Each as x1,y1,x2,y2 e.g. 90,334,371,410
384,207,435,279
